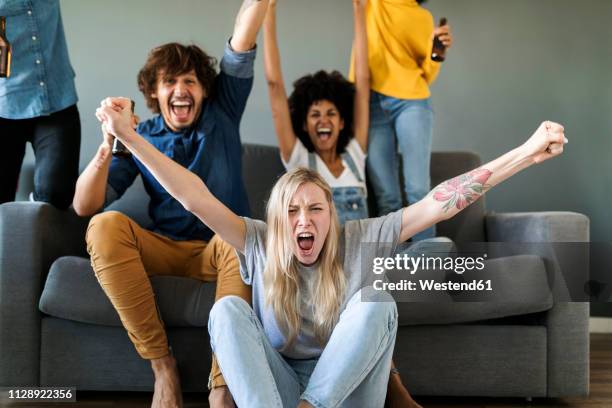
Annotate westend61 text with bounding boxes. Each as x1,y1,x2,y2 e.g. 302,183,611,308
373,279,493,292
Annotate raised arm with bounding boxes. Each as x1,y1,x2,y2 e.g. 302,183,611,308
263,0,296,162
352,0,369,152
72,130,114,216
230,0,270,52
399,121,568,242
96,98,247,252
73,113,138,216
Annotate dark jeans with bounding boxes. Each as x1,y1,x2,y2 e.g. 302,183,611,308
0,104,81,209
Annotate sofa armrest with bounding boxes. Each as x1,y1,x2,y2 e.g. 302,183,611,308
0,202,90,386
486,211,590,396
542,301,589,397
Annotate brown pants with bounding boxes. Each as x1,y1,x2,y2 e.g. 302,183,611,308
86,211,248,387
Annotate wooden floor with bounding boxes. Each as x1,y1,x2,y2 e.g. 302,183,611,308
3,334,611,407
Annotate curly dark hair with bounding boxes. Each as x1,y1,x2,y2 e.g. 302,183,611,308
137,43,217,113
288,70,355,154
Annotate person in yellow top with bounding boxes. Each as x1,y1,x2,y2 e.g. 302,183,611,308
351,0,453,242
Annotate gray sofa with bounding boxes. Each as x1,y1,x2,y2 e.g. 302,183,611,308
0,144,589,397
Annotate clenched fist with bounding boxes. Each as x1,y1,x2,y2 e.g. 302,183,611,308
522,121,568,164
95,97,134,142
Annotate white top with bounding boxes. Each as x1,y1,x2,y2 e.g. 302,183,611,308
282,138,367,192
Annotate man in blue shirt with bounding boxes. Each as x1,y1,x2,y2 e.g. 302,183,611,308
73,1,270,407
0,0,80,208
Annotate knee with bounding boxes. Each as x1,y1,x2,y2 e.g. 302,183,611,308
379,300,398,322
362,298,397,323
403,236,455,257
208,296,252,339
87,211,132,240
366,301,398,336
86,211,134,257
34,167,78,210
210,234,239,264
347,289,398,330
34,185,74,210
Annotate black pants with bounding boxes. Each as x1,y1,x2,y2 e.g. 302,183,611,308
0,104,81,209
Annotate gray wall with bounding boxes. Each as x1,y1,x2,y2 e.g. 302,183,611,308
28,0,610,243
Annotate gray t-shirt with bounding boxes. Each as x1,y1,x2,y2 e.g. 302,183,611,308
237,209,403,359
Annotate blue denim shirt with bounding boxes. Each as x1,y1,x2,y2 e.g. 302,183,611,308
106,43,255,242
0,0,78,119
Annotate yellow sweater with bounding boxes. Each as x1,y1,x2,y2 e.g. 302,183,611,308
350,0,440,99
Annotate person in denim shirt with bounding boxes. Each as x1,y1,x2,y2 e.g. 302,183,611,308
0,0,80,208
72,1,270,407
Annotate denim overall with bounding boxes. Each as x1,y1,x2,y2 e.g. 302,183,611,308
308,152,369,225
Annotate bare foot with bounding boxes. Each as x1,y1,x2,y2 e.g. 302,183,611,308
386,371,423,408
208,385,236,408
151,355,183,408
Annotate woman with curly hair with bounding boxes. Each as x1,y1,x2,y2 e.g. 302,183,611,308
95,95,566,407
264,0,370,226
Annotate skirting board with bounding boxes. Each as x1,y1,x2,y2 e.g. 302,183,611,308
590,317,612,333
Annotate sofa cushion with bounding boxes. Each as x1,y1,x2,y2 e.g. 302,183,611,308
39,256,215,327
396,255,553,326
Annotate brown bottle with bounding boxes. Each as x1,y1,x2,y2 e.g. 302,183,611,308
0,16,11,78
431,17,448,62
112,100,136,157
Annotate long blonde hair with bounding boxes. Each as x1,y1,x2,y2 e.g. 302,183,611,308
264,168,346,348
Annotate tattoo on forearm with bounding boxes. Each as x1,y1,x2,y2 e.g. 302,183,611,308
431,168,492,212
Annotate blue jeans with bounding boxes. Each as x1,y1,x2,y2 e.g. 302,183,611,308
367,91,434,241
333,186,369,226
209,291,397,408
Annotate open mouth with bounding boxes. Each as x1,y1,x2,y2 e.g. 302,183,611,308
297,232,315,252
316,127,332,141
170,99,193,121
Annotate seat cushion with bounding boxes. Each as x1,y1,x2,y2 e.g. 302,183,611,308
41,253,551,328
396,255,553,325
39,256,216,327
